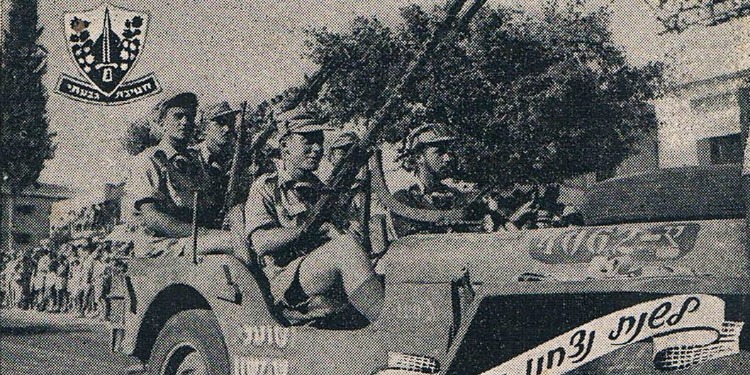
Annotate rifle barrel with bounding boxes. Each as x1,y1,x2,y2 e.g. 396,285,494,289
221,101,248,228
301,0,486,237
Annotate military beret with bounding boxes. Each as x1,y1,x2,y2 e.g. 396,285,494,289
274,108,334,142
152,92,198,123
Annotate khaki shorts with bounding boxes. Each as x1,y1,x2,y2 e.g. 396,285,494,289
78,283,91,296
55,276,68,290
32,274,46,290
68,277,79,293
261,234,361,309
263,255,306,308
44,274,58,289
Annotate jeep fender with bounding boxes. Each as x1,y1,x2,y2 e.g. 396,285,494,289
118,255,279,363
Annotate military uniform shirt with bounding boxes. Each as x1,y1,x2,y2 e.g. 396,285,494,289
244,167,326,306
123,140,214,231
244,167,324,264
194,142,231,228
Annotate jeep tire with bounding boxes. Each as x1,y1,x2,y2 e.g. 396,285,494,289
148,309,230,375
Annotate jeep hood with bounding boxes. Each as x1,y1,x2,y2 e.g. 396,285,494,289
378,219,750,284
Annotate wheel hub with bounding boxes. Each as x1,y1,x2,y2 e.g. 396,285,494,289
161,343,207,375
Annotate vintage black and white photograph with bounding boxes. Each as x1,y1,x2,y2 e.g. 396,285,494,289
1,0,749,374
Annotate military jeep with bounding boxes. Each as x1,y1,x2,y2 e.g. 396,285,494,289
109,162,750,375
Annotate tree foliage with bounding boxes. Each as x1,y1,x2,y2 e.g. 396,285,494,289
1,0,56,194
306,1,664,187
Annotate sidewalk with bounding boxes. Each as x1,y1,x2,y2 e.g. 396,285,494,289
0,307,138,375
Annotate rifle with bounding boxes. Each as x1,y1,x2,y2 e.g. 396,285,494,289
246,24,394,169
219,101,247,229
218,62,340,230
298,0,488,244
248,61,339,157
249,24,397,163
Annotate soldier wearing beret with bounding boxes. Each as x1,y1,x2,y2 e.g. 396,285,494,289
391,123,488,236
244,109,383,322
121,93,232,257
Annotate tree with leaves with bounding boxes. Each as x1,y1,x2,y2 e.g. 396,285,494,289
1,0,56,194
306,1,663,189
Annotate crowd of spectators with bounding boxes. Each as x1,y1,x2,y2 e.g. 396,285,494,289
0,237,131,321
50,201,120,241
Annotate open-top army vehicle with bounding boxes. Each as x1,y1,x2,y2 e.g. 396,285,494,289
108,159,750,375
107,0,749,373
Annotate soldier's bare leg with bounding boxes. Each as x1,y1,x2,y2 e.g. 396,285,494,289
297,234,384,321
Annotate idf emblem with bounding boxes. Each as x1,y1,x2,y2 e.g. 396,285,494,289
56,4,160,104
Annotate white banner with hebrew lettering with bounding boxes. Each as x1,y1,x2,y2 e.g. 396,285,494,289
481,294,744,375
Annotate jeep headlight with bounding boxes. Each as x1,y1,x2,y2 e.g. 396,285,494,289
372,352,440,374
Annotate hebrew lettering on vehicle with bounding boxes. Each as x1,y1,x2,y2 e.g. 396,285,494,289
232,356,289,375
240,325,295,349
481,294,744,375
529,224,700,264
4,0,750,374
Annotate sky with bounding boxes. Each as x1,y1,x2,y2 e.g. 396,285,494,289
3,0,748,194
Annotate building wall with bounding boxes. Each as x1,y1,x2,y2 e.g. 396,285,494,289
1,197,11,256
655,71,749,168
1,194,63,256
616,133,660,176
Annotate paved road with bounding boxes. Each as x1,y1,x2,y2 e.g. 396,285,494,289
0,308,139,375
2,308,749,375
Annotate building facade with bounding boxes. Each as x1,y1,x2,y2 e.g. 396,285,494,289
1,183,73,258
49,182,125,241
656,68,750,168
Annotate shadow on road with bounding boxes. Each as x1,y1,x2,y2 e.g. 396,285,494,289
1,323,97,336
1,308,105,336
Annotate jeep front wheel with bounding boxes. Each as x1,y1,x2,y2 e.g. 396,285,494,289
148,309,230,375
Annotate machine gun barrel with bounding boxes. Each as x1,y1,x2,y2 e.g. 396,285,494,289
299,0,488,240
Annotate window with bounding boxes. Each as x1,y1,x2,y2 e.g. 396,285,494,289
696,133,743,165
690,92,735,113
14,204,35,215
710,134,743,164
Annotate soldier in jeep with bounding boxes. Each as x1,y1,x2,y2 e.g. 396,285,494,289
324,131,370,236
391,123,492,236
244,109,384,322
192,101,242,227
120,92,233,257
